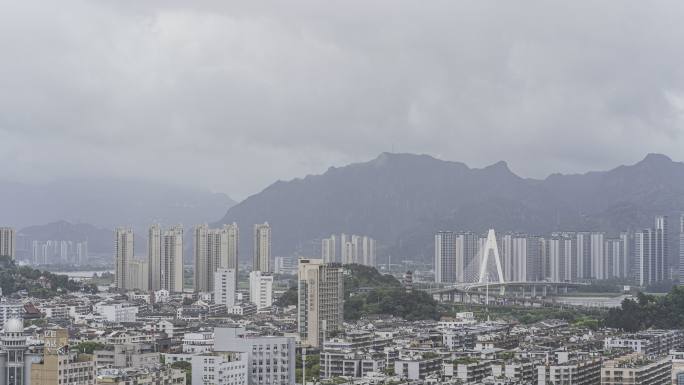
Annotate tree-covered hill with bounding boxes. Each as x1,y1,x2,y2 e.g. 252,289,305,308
275,263,439,321
0,256,97,298
605,286,684,332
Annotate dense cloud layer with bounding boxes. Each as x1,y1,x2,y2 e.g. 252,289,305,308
1,1,683,199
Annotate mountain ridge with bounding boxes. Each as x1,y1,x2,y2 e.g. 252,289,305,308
216,153,684,265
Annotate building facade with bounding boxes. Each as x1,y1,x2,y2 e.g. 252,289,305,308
248,271,273,310
114,228,134,290
0,228,16,260
214,268,237,307
297,259,344,348
253,223,271,272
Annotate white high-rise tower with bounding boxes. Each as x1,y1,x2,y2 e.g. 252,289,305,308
253,223,271,272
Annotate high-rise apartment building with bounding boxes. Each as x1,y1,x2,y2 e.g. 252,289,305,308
546,234,575,282
249,271,273,310
321,236,337,263
361,236,376,267
214,268,237,307
655,215,668,282
435,231,456,284
636,216,669,286
576,232,591,280
148,224,161,291
194,224,238,293
500,234,529,282
0,227,15,260
161,225,184,292
253,223,271,272
298,259,344,348
126,259,149,291
590,232,605,279
225,222,239,270
114,228,134,290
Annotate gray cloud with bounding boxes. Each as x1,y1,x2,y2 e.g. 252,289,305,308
1,0,684,199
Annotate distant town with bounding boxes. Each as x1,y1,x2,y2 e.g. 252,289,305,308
1,214,684,385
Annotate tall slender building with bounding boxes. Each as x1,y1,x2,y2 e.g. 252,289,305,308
298,259,343,348
194,224,209,293
161,225,184,292
253,223,271,272
194,224,237,293
635,216,668,286
114,228,133,290
459,232,481,283
321,236,337,263
361,236,376,267
225,222,239,270
576,232,591,280
590,232,605,280
0,227,15,260
500,233,528,282
148,224,162,291
655,215,668,282
434,231,456,284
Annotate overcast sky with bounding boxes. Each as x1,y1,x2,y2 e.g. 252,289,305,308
1,1,684,200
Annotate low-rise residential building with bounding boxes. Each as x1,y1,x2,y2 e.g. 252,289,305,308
601,353,671,385
604,330,682,358
95,366,185,385
537,352,602,385
94,343,160,369
96,303,139,323
214,327,296,385
191,351,248,385
182,332,214,354
393,355,442,380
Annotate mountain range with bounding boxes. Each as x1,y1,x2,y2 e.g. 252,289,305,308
216,153,684,265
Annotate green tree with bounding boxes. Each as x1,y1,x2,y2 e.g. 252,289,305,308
171,360,192,385
73,341,106,354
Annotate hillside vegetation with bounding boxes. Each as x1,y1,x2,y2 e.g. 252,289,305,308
0,256,97,298
605,286,684,332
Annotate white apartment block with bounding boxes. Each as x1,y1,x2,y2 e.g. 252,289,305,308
95,303,139,323
249,271,273,310
192,351,248,385
214,327,296,385
214,268,237,307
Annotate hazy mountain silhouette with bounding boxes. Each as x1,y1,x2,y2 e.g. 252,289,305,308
0,178,235,232
216,153,684,265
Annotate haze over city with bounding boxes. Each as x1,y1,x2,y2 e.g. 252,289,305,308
2,1,684,199
3,2,684,385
